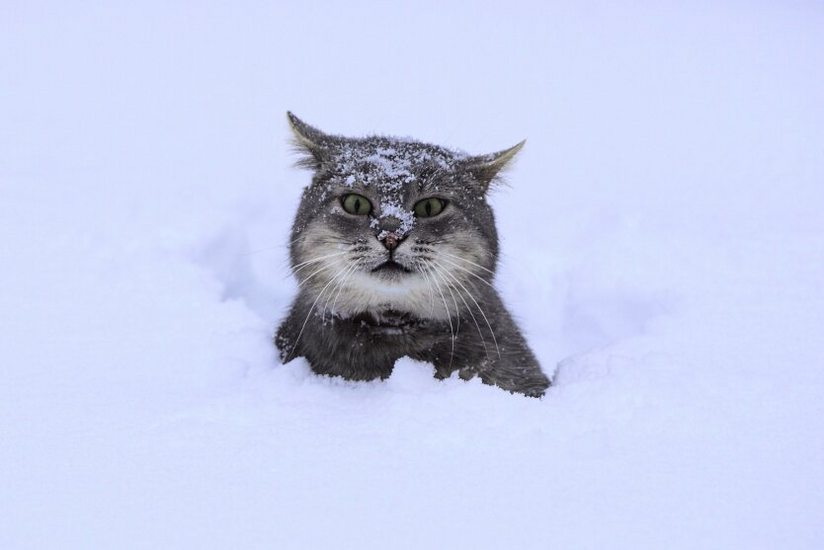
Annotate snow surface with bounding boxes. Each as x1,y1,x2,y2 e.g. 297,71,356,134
2,2,824,548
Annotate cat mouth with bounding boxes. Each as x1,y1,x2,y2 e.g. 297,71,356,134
371,260,412,276
351,310,421,330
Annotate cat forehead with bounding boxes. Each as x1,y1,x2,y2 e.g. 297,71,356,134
328,137,467,191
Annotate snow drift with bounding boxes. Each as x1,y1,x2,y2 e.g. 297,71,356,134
1,2,823,548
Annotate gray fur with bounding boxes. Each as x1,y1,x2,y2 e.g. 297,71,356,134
275,113,550,397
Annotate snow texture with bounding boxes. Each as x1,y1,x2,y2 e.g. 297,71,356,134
333,139,462,236
2,2,824,549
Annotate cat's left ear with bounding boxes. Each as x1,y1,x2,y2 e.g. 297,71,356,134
287,111,333,170
465,140,526,192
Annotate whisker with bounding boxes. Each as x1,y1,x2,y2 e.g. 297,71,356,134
426,260,456,370
241,244,286,257
285,233,352,248
245,233,313,257
285,234,305,246
430,255,497,291
292,251,351,274
319,263,356,328
432,250,496,276
430,263,461,341
330,260,362,317
415,260,437,315
297,257,348,287
252,235,320,257
287,261,355,360
427,260,490,362
432,260,500,360
323,260,361,322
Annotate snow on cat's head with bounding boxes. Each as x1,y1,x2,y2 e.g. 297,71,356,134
284,112,523,321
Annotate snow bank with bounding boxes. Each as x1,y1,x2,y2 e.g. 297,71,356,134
1,2,823,548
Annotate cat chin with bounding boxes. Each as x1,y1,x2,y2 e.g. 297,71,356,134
322,271,452,321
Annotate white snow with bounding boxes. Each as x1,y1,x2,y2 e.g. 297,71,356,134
377,202,416,236
335,139,457,235
2,2,824,549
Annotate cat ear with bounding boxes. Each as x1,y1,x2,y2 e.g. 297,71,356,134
465,140,526,191
287,111,332,170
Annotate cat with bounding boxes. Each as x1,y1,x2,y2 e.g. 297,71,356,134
275,112,551,397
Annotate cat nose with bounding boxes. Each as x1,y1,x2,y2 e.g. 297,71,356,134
379,215,402,232
380,232,403,251
377,215,407,251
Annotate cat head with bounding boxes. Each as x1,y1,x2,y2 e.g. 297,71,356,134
285,112,523,323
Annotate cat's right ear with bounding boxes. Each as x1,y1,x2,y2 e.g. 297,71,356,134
464,140,526,192
287,112,331,170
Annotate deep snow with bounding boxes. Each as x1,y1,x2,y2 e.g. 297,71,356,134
2,2,823,548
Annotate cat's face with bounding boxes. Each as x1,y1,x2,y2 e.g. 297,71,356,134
286,113,522,325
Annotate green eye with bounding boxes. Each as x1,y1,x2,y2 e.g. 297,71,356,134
414,198,446,218
341,194,372,215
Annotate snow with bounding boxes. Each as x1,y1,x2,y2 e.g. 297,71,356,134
333,138,461,235
2,2,824,548
376,202,416,236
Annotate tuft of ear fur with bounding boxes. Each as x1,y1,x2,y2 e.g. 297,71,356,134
466,140,526,192
287,111,332,170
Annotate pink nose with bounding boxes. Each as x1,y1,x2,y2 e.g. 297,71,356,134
381,232,400,251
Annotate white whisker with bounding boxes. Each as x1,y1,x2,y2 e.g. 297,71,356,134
427,260,490,361
432,260,500,360
319,263,356,327
297,257,348,287
415,260,437,315
325,260,362,321
430,263,460,340
431,255,497,291
433,250,496,276
287,261,354,359
292,251,351,274
427,260,456,370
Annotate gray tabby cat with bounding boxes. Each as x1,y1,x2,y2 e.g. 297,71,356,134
275,113,551,397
